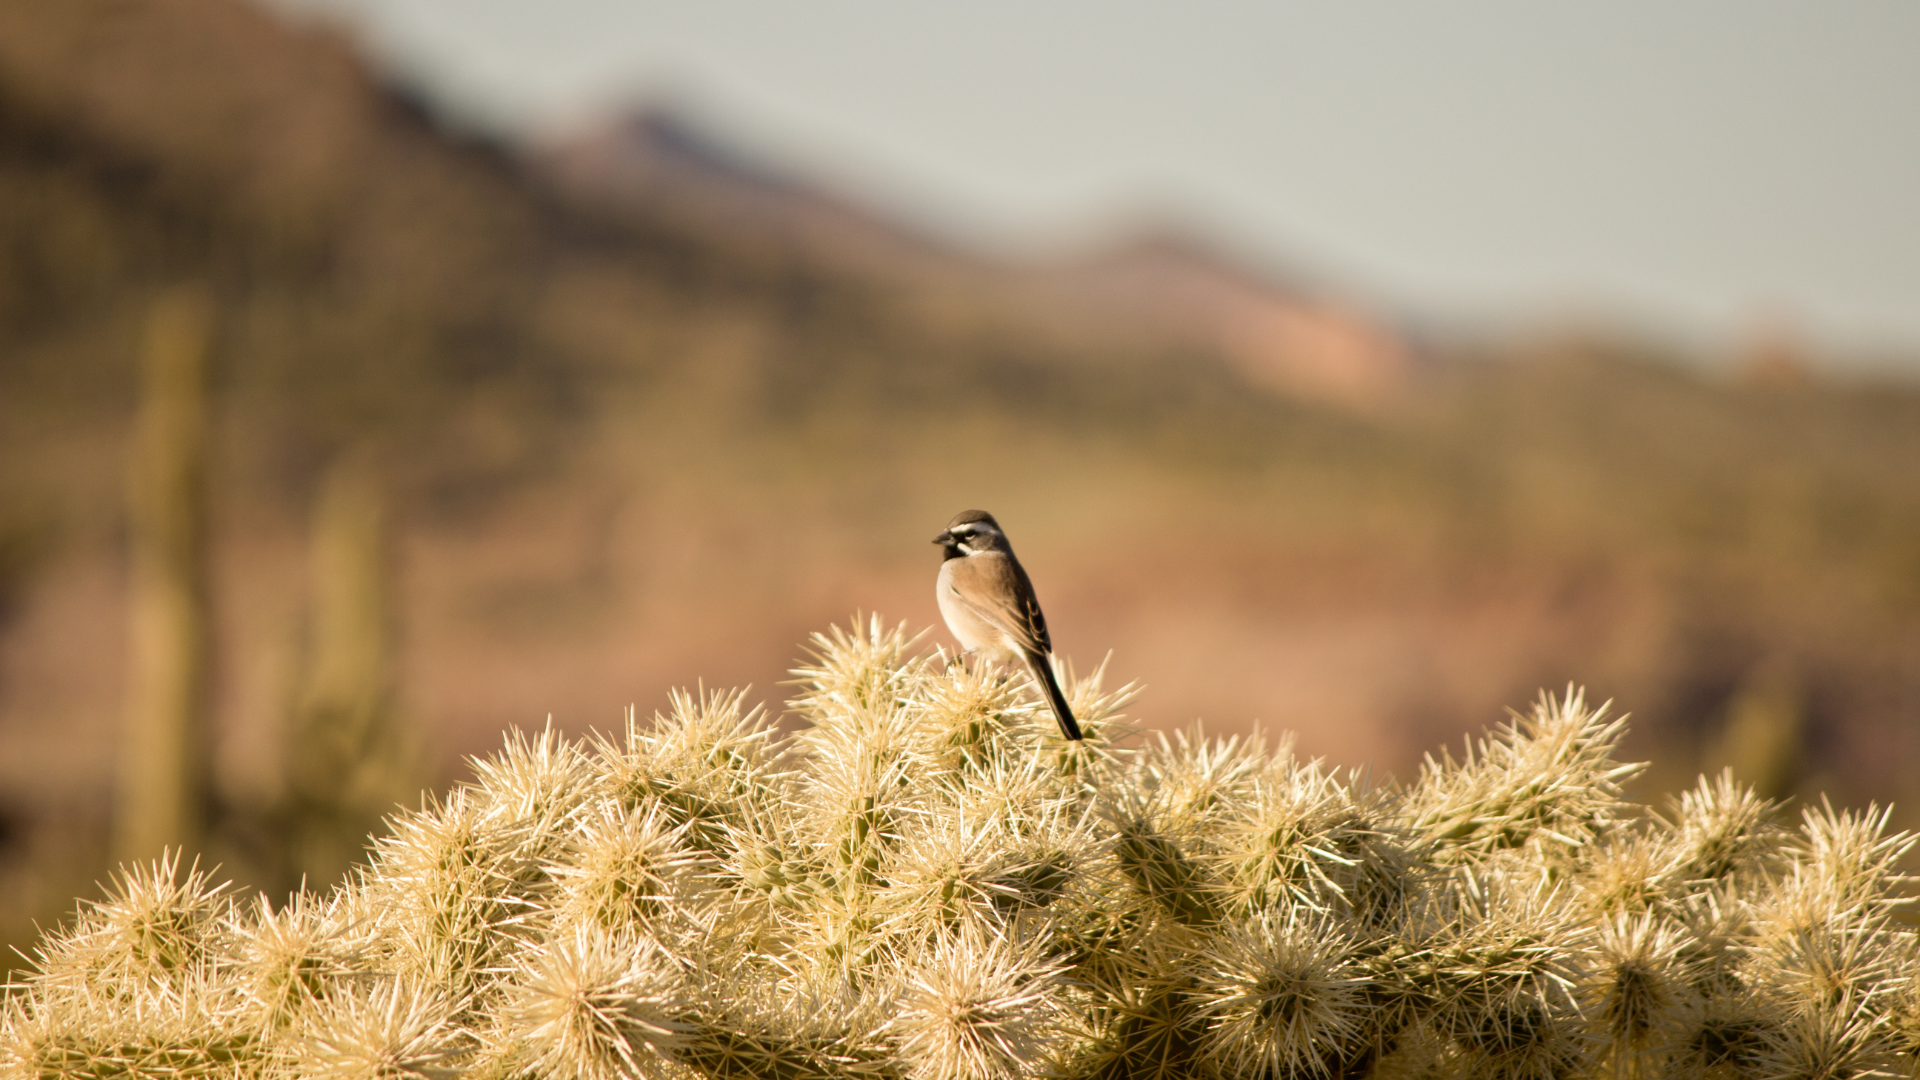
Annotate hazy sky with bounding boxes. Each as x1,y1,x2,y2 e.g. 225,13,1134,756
272,0,1920,358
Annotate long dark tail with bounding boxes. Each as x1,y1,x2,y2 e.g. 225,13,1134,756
1024,651,1083,740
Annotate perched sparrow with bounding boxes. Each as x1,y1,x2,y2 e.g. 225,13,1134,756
933,510,1083,740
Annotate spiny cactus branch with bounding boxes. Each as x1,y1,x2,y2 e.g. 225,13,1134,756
7,620,1916,1080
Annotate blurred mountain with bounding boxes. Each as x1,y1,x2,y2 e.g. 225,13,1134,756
538,108,961,276
1035,230,1413,406
539,107,1414,407
3,0,1920,965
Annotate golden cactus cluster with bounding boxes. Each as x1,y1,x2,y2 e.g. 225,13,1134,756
6,619,1917,1080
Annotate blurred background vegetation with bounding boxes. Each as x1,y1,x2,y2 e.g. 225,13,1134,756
2,0,1918,976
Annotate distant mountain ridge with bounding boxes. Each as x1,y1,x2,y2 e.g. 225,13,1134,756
538,105,1416,407
538,108,960,272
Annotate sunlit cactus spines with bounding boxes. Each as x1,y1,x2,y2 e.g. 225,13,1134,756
6,617,1918,1080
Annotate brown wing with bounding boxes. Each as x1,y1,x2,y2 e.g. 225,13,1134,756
944,552,1052,656
1011,557,1054,654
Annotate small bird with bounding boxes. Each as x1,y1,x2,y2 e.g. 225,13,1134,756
933,510,1082,740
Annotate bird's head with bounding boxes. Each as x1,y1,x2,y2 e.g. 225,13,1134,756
934,509,1009,559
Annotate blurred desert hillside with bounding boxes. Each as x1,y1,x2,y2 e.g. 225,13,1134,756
3,0,1920,958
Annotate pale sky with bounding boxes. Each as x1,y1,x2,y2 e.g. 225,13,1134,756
271,0,1920,361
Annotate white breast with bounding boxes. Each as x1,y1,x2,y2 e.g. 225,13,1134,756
936,558,1018,660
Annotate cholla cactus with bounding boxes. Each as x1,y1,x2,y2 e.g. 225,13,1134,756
6,618,1917,1080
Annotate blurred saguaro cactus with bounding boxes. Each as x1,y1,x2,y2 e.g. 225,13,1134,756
113,285,216,864
16,619,1918,1080
278,445,420,889
1711,661,1806,801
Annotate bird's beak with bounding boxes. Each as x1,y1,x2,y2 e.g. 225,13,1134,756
931,533,949,544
